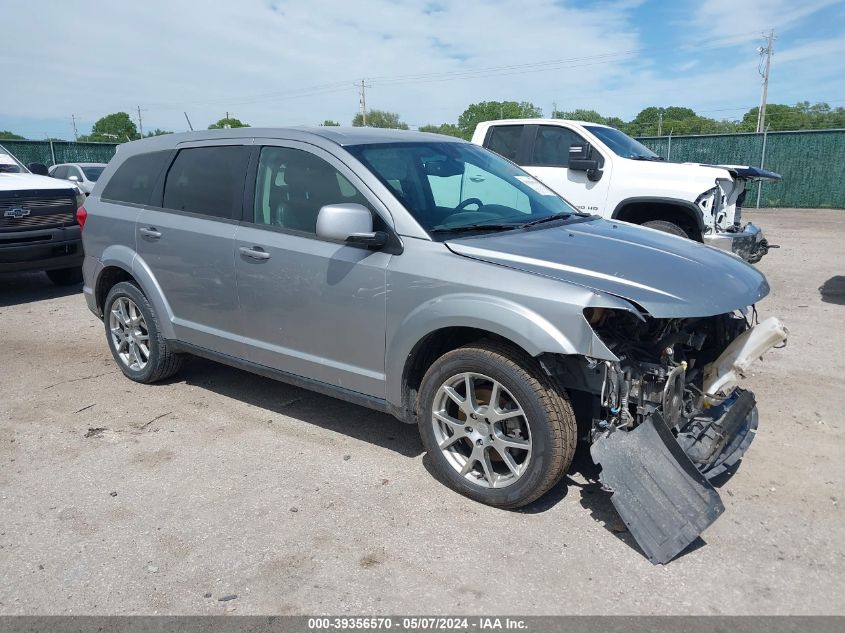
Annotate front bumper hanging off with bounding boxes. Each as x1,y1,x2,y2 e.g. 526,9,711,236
703,222,773,264
591,391,758,565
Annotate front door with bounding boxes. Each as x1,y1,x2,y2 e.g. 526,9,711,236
135,143,250,355
522,124,612,214
234,142,390,398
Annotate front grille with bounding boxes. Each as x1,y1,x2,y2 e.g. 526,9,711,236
0,189,78,231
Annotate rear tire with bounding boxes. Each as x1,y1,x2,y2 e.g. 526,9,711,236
104,281,182,383
417,340,576,509
642,220,688,238
46,267,83,285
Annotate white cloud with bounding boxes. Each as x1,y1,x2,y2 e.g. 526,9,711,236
0,0,840,136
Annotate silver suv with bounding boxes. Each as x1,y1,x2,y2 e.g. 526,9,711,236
81,128,786,563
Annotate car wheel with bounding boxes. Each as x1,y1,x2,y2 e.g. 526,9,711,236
45,267,83,286
642,220,689,238
103,281,182,383
417,340,576,509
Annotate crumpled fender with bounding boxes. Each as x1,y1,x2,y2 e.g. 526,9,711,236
385,292,621,408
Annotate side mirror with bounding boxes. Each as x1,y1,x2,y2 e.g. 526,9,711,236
28,162,49,176
316,203,387,248
68,175,80,182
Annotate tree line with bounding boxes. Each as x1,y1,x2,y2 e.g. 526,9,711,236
1,101,842,142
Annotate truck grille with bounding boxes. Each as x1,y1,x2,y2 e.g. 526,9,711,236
0,190,78,231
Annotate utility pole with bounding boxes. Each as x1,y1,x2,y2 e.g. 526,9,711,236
358,81,369,126
756,30,775,134
184,112,194,131
71,114,79,141
552,101,557,119
136,105,146,138
658,111,663,136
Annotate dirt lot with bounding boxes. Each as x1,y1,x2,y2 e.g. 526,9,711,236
0,208,843,615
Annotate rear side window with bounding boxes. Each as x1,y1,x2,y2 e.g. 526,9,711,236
102,151,172,205
484,125,523,161
162,146,250,219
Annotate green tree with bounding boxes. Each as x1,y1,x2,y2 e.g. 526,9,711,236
352,110,408,129
738,102,845,131
0,130,25,140
320,120,340,126
81,112,139,142
418,123,463,138
555,109,606,124
208,116,250,129
144,128,172,137
457,101,542,140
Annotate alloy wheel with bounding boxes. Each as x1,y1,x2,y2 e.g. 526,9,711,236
431,372,532,489
108,297,150,371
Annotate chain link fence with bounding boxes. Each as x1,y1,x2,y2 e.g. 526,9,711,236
636,129,845,209
0,139,118,168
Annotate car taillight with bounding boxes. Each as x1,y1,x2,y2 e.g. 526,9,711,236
76,206,88,230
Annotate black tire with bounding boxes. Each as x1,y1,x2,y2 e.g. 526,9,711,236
642,220,688,238
417,340,576,509
103,281,182,383
45,267,83,285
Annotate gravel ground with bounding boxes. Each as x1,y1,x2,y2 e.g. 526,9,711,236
0,208,842,615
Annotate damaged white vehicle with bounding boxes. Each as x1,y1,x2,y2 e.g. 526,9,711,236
472,119,782,263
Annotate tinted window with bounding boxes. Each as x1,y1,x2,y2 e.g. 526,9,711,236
253,146,370,234
52,165,68,179
529,126,579,167
82,166,105,181
102,151,173,205
163,145,250,219
484,125,523,161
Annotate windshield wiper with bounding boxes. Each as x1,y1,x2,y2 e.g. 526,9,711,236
429,222,521,235
630,155,665,161
519,212,573,228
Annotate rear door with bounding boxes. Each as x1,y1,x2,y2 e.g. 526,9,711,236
233,141,391,397
135,142,251,356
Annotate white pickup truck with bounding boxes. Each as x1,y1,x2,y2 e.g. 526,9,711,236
471,119,781,263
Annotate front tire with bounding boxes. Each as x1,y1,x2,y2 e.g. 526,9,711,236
417,341,576,509
103,281,182,383
642,219,688,238
46,267,83,285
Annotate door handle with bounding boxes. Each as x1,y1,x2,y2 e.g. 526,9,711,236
468,175,485,182
239,246,271,261
139,227,162,239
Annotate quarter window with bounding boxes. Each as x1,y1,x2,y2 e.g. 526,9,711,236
485,125,523,162
253,146,370,234
101,151,173,205
529,126,579,167
162,146,250,219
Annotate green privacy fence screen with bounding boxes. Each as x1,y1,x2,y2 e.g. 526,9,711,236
0,140,118,168
636,129,845,209
2,130,844,208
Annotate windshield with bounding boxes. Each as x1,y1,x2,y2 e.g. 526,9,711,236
585,126,661,160
346,142,580,237
0,144,27,174
82,166,105,181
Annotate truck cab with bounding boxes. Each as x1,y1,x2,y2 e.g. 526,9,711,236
471,119,780,263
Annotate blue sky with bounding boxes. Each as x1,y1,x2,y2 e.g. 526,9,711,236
1,0,843,140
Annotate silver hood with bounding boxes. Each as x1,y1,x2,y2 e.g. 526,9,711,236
445,218,769,318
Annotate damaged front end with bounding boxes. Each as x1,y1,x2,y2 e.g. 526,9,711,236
582,307,787,564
